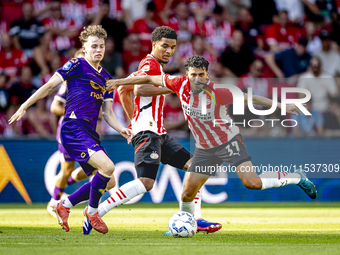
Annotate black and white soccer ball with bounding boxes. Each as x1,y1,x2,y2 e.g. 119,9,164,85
168,212,197,238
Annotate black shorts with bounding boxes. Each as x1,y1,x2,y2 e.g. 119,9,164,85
132,131,191,179
188,134,251,176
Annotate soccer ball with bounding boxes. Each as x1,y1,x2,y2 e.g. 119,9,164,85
168,212,197,238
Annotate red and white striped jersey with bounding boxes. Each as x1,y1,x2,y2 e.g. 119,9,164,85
162,74,240,149
202,19,234,53
129,54,166,135
43,17,77,51
61,0,87,28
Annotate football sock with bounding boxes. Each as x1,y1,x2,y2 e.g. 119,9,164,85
180,200,195,215
89,172,110,210
194,188,202,219
67,175,76,185
61,197,73,208
87,205,98,215
67,182,91,206
98,179,147,217
52,187,64,200
260,172,301,190
49,198,57,205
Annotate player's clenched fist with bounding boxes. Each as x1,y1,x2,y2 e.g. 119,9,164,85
120,128,134,144
106,79,120,93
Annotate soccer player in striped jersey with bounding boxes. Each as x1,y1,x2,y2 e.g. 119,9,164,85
82,27,222,235
106,55,317,216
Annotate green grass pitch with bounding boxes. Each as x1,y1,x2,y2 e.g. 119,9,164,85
0,203,339,255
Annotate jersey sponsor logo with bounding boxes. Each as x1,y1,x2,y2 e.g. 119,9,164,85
150,151,159,159
90,91,104,101
141,65,150,71
90,80,105,93
62,61,72,70
182,104,213,120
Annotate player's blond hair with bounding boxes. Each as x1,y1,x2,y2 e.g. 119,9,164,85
79,25,107,44
74,49,85,58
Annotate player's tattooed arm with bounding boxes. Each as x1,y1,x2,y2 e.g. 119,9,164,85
106,75,165,93
102,100,134,143
244,93,303,116
9,73,63,124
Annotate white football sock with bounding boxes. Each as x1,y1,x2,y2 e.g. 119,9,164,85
260,171,301,190
194,188,202,219
61,198,73,208
98,179,147,217
50,198,57,206
87,206,98,215
180,200,195,215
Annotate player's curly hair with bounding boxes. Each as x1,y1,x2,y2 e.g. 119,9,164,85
79,25,107,44
151,26,177,42
184,55,210,71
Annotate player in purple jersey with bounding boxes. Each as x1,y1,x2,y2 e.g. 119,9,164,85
47,49,92,218
9,25,133,234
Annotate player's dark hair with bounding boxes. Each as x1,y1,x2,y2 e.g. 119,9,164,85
79,25,107,44
184,55,209,72
151,26,177,43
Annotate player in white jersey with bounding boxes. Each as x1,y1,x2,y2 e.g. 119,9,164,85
82,27,222,235
106,55,317,217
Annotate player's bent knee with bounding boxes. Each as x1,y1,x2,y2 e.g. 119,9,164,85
100,162,115,176
242,178,262,190
182,163,189,171
106,176,116,190
139,178,154,191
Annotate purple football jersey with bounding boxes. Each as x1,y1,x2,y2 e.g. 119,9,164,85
55,57,113,129
54,83,67,144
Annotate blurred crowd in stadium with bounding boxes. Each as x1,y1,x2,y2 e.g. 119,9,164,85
0,0,340,139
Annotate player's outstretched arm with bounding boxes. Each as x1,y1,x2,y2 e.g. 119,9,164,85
244,93,302,116
106,75,164,93
102,100,134,143
134,84,173,97
9,74,63,124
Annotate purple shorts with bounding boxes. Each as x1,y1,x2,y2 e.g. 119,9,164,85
60,118,107,176
57,116,73,162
